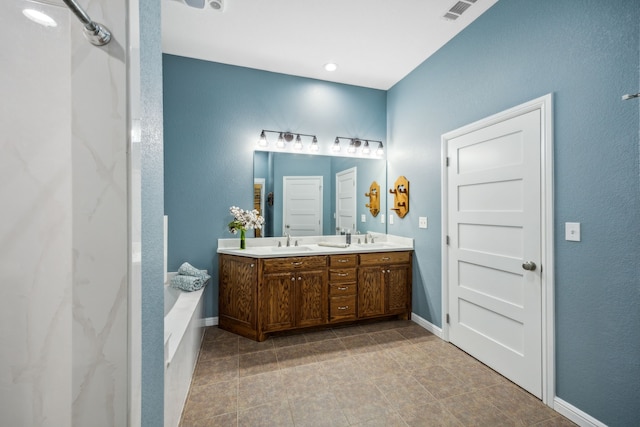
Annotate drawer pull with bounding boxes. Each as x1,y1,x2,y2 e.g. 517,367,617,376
337,306,349,310
336,272,349,277
381,257,391,261
337,286,348,290
337,259,349,263
291,261,303,266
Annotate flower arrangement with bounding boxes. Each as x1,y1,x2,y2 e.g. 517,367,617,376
228,206,264,249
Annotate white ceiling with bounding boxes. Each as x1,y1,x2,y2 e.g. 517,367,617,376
162,0,498,90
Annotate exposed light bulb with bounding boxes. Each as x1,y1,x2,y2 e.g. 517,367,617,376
376,142,384,156
362,141,371,155
347,139,357,154
276,132,286,149
293,134,303,150
310,136,319,152
257,131,268,147
332,137,341,152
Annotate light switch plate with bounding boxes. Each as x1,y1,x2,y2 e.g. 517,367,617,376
419,216,428,229
389,214,394,225
361,214,366,223
565,222,581,241
381,214,385,224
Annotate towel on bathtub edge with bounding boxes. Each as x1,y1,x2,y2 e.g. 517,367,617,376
177,262,208,280
170,274,210,292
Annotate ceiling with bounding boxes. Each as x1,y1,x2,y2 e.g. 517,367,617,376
162,0,498,90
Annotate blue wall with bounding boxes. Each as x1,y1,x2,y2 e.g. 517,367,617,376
386,1,639,425
140,0,164,424
163,57,387,317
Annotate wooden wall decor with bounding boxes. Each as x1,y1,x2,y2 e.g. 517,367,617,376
389,175,409,218
365,181,380,217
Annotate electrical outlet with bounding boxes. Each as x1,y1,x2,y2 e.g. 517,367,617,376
419,216,428,229
381,214,385,224
389,214,394,225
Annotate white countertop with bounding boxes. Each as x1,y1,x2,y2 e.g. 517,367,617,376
217,232,414,258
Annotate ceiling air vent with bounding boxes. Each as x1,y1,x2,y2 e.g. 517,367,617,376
443,0,476,21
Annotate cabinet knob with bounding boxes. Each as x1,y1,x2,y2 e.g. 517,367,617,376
298,276,302,281
250,264,255,268
291,277,295,281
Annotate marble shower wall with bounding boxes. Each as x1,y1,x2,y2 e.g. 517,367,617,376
0,0,132,425
0,2,72,425
70,0,130,425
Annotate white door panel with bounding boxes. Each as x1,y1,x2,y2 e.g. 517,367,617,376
447,109,543,398
336,167,356,233
283,176,322,236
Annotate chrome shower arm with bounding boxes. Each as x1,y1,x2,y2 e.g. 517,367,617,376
62,0,112,46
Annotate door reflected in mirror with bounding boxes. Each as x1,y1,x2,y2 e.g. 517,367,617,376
253,151,387,237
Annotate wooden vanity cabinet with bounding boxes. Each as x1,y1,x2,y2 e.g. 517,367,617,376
358,251,411,320
261,256,328,332
218,250,411,341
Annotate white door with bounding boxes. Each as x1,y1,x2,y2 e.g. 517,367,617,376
336,167,357,233
283,176,322,236
446,109,543,398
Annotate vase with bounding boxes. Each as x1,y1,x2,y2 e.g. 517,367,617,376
240,229,246,249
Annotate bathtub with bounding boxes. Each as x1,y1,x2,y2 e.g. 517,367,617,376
164,274,206,427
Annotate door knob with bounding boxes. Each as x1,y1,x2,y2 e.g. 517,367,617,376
522,261,537,271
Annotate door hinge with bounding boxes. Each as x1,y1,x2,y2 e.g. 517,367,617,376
446,157,450,167
446,313,450,324
446,235,450,245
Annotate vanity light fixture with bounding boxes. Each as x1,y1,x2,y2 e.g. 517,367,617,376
257,131,268,147
332,137,341,152
334,136,384,157
310,136,319,152
257,130,318,152
362,141,371,155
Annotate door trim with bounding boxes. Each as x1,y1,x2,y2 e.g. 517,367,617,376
441,93,555,406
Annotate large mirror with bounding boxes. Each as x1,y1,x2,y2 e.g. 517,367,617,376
253,151,387,237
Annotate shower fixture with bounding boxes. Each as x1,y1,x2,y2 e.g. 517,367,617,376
62,0,111,46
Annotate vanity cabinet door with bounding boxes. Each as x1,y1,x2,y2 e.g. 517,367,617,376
263,272,296,332
386,264,410,315
295,269,328,328
358,266,385,318
219,255,258,339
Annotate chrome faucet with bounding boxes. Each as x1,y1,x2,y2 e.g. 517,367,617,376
285,233,291,247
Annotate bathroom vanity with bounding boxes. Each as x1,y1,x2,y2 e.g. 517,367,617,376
217,234,413,341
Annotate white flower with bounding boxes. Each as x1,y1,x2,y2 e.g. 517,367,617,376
228,206,265,234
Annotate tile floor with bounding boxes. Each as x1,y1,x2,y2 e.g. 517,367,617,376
179,320,575,427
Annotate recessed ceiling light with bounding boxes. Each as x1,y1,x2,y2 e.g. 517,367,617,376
23,9,57,27
324,63,338,72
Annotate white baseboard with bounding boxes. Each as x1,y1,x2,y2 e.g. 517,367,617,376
553,397,607,427
201,317,218,327
411,312,443,339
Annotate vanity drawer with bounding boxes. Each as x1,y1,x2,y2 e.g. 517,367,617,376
330,295,356,321
329,268,356,283
329,254,357,268
263,255,327,273
330,282,356,296
359,251,411,266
